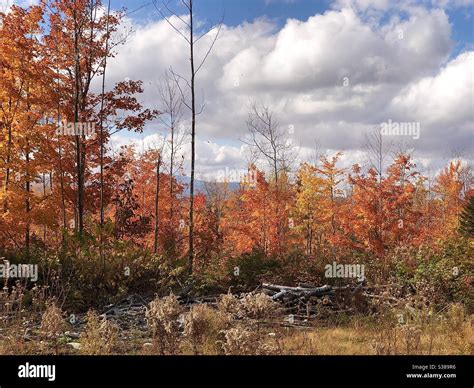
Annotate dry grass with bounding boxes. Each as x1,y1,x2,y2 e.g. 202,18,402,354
277,311,473,355
217,292,242,318
219,325,260,355
183,304,230,355
0,282,26,328
218,292,279,323
79,310,119,355
145,293,182,355
238,293,279,321
41,302,66,338
39,302,67,354
1,297,471,355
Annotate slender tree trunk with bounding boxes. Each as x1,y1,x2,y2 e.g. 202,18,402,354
99,0,111,230
57,97,67,231
98,0,111,274
43,172,47,242
154,154,161,254
188,0,196,275
73,6,84,234
3,118,12,212
25,138,30,257
169,121,174,224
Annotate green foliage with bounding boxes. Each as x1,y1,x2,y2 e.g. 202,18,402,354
225,250,279,291
193,259,228,295
460,195,474,237
29,228,188,310
270,250,327,285
392,238,473,313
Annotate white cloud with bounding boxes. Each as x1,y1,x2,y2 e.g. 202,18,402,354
388,51,474,152
86,4,474,177
390,51,473,126
333,0,474,11
3,0,470,179
0,0,39,12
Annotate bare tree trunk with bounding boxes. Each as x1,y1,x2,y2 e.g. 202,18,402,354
188,0,195,275
73,6,84,234
154,154,161,254
25,136,31,257
365,128,386,258
98,0,111,274
99,0,111,231
158,70,186,258
43,172,47,242
3,117,12,212
157,0,222,275
56,88,67,232
169,120,174,224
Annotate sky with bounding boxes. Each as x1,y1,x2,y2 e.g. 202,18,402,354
3,0,474,181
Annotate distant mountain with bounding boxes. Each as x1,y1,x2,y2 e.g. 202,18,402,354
176,176,240,196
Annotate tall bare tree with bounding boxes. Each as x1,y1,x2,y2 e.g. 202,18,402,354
99,0,111,232
243,101,293,186
155,0,223,275
157,72,186,223
363,126,392,262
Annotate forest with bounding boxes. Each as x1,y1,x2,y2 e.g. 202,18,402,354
0,0,472,356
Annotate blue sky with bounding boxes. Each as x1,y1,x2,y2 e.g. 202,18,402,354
117,0,330,27
115,0,473,53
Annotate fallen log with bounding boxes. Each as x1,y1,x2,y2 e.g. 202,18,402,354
263,283,332,296
271,290,287,300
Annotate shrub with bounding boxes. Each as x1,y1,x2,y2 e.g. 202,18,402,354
40,302,67,354
239,293,279,321
391,238,473,313
183,304,230,354
226,251,279,291
40,302,66,339
0,282,26,328
219,325,275,355
37,231,188,311
79,310,119,355
145,294,182,355
219,325,259,355
217,292,242,318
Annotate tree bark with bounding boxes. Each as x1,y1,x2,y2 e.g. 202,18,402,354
188,0,195,275
154,154,161,254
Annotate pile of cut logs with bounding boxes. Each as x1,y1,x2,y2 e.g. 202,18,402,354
261,282,372,319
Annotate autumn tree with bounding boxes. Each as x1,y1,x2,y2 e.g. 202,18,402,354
0,4,58,252
242,102,295,255
294,163,325,255
222,166,294,258
317,152,346,250
44,0,156,235
433,160,466,237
